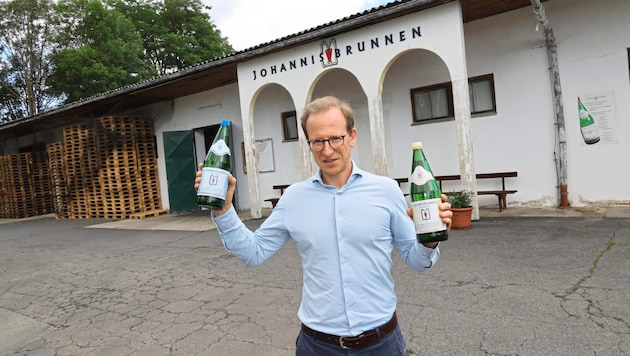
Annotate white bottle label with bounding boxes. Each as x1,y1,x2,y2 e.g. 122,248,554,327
197,167,229,199
410,165,433,186
411,198,447,234
580,123,600,143
210,139,231,156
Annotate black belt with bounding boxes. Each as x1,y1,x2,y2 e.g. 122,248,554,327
301,312,398,349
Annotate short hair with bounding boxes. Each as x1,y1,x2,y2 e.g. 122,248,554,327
300,96,355,140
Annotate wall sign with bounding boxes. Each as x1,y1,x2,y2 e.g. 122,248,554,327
578,91,617,145
242,138,275,173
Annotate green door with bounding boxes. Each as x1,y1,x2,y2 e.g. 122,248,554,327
163,130,197,213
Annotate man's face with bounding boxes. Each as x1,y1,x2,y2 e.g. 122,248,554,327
305,107,356,186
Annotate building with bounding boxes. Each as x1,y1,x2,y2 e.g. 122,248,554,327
1,0,628,220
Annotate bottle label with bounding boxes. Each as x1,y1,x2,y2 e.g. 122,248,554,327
209,139,231,156
411,198,447,234
580,123,600,144
410,165,433,186
197,167,229,199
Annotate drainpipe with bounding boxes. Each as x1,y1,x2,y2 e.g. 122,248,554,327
531,0,569,208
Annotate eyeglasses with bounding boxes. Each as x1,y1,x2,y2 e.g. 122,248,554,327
307,135,347,152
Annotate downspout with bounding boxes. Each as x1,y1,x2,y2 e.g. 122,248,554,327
531,0,569,208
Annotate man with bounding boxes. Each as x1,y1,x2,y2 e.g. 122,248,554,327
195,96,452,355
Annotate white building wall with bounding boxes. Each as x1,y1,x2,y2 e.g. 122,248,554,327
152,83,247,210
250,86,301,203
380,0,630,208
549,0,630,206
153,0,630,212
235,2,472,217
461,0,630,207
462,4,559,207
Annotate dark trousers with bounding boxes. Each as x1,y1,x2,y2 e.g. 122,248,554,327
295,324,406,356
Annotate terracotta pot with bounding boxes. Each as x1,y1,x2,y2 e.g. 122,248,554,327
451,207,473,229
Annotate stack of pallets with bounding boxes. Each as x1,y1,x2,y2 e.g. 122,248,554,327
47,142,70,219
63,124,96,219
96,116,164,219
31,151,54,216
1,116,163,220
0,151,52,218
131,117,162,214
44,116,164,219
0,153,33,218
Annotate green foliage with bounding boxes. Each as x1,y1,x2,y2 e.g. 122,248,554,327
114,0,233,75
48,0,152,102
446,190,473,208
1,0,235,120
0,0,59,122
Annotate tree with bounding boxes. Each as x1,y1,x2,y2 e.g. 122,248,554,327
48,0,153,103
0,0,58,124
114,0,233,75
1,0,235,119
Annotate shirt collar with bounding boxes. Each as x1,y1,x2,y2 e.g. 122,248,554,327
310,160,364,188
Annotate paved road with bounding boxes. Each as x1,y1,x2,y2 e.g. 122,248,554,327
1,212,629,355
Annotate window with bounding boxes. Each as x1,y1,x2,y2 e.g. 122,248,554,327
410,83,453,123
410,74,496,123
469,74,496,115
281,111,298,141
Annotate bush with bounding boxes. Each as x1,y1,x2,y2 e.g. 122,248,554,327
446,190,472,208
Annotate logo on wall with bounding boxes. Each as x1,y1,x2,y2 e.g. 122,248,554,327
320,39,338,68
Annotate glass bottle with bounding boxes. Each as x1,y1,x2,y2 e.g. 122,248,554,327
578,97,600,145
196,119,232,210
409,141,448,243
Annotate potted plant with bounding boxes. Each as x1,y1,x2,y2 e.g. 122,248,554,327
446,190,473,229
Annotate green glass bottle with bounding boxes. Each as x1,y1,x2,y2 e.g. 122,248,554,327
578,97,600,145
409,141,448,243
196,119,232,210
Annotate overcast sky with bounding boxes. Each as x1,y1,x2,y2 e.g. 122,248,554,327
204,0,391,51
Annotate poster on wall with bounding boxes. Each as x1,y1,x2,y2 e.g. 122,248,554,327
241,138,275,173
578,92,617,145
255,138,275,172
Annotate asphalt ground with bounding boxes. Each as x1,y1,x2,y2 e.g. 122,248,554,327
1,208,629,355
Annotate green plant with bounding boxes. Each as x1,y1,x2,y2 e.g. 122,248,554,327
446,190,472,208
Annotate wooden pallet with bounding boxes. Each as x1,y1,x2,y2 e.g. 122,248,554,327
2,116,162,219
129,209,169,219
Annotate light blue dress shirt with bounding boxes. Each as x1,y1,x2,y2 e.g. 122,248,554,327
212,162,440,336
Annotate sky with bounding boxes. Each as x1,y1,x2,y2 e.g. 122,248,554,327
204,0,392,51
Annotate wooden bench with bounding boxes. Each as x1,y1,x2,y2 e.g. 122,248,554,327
264,184,290,208
435,172,518,212
394,177,409,196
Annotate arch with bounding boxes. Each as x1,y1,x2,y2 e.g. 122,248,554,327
241,82,301,216
306,68,376,173
379,48,456,179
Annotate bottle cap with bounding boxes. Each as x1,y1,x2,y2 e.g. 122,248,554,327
220,119,231,127
411,141,423,149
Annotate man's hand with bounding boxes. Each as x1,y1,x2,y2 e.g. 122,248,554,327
194,163,237,216
438,193,453,229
